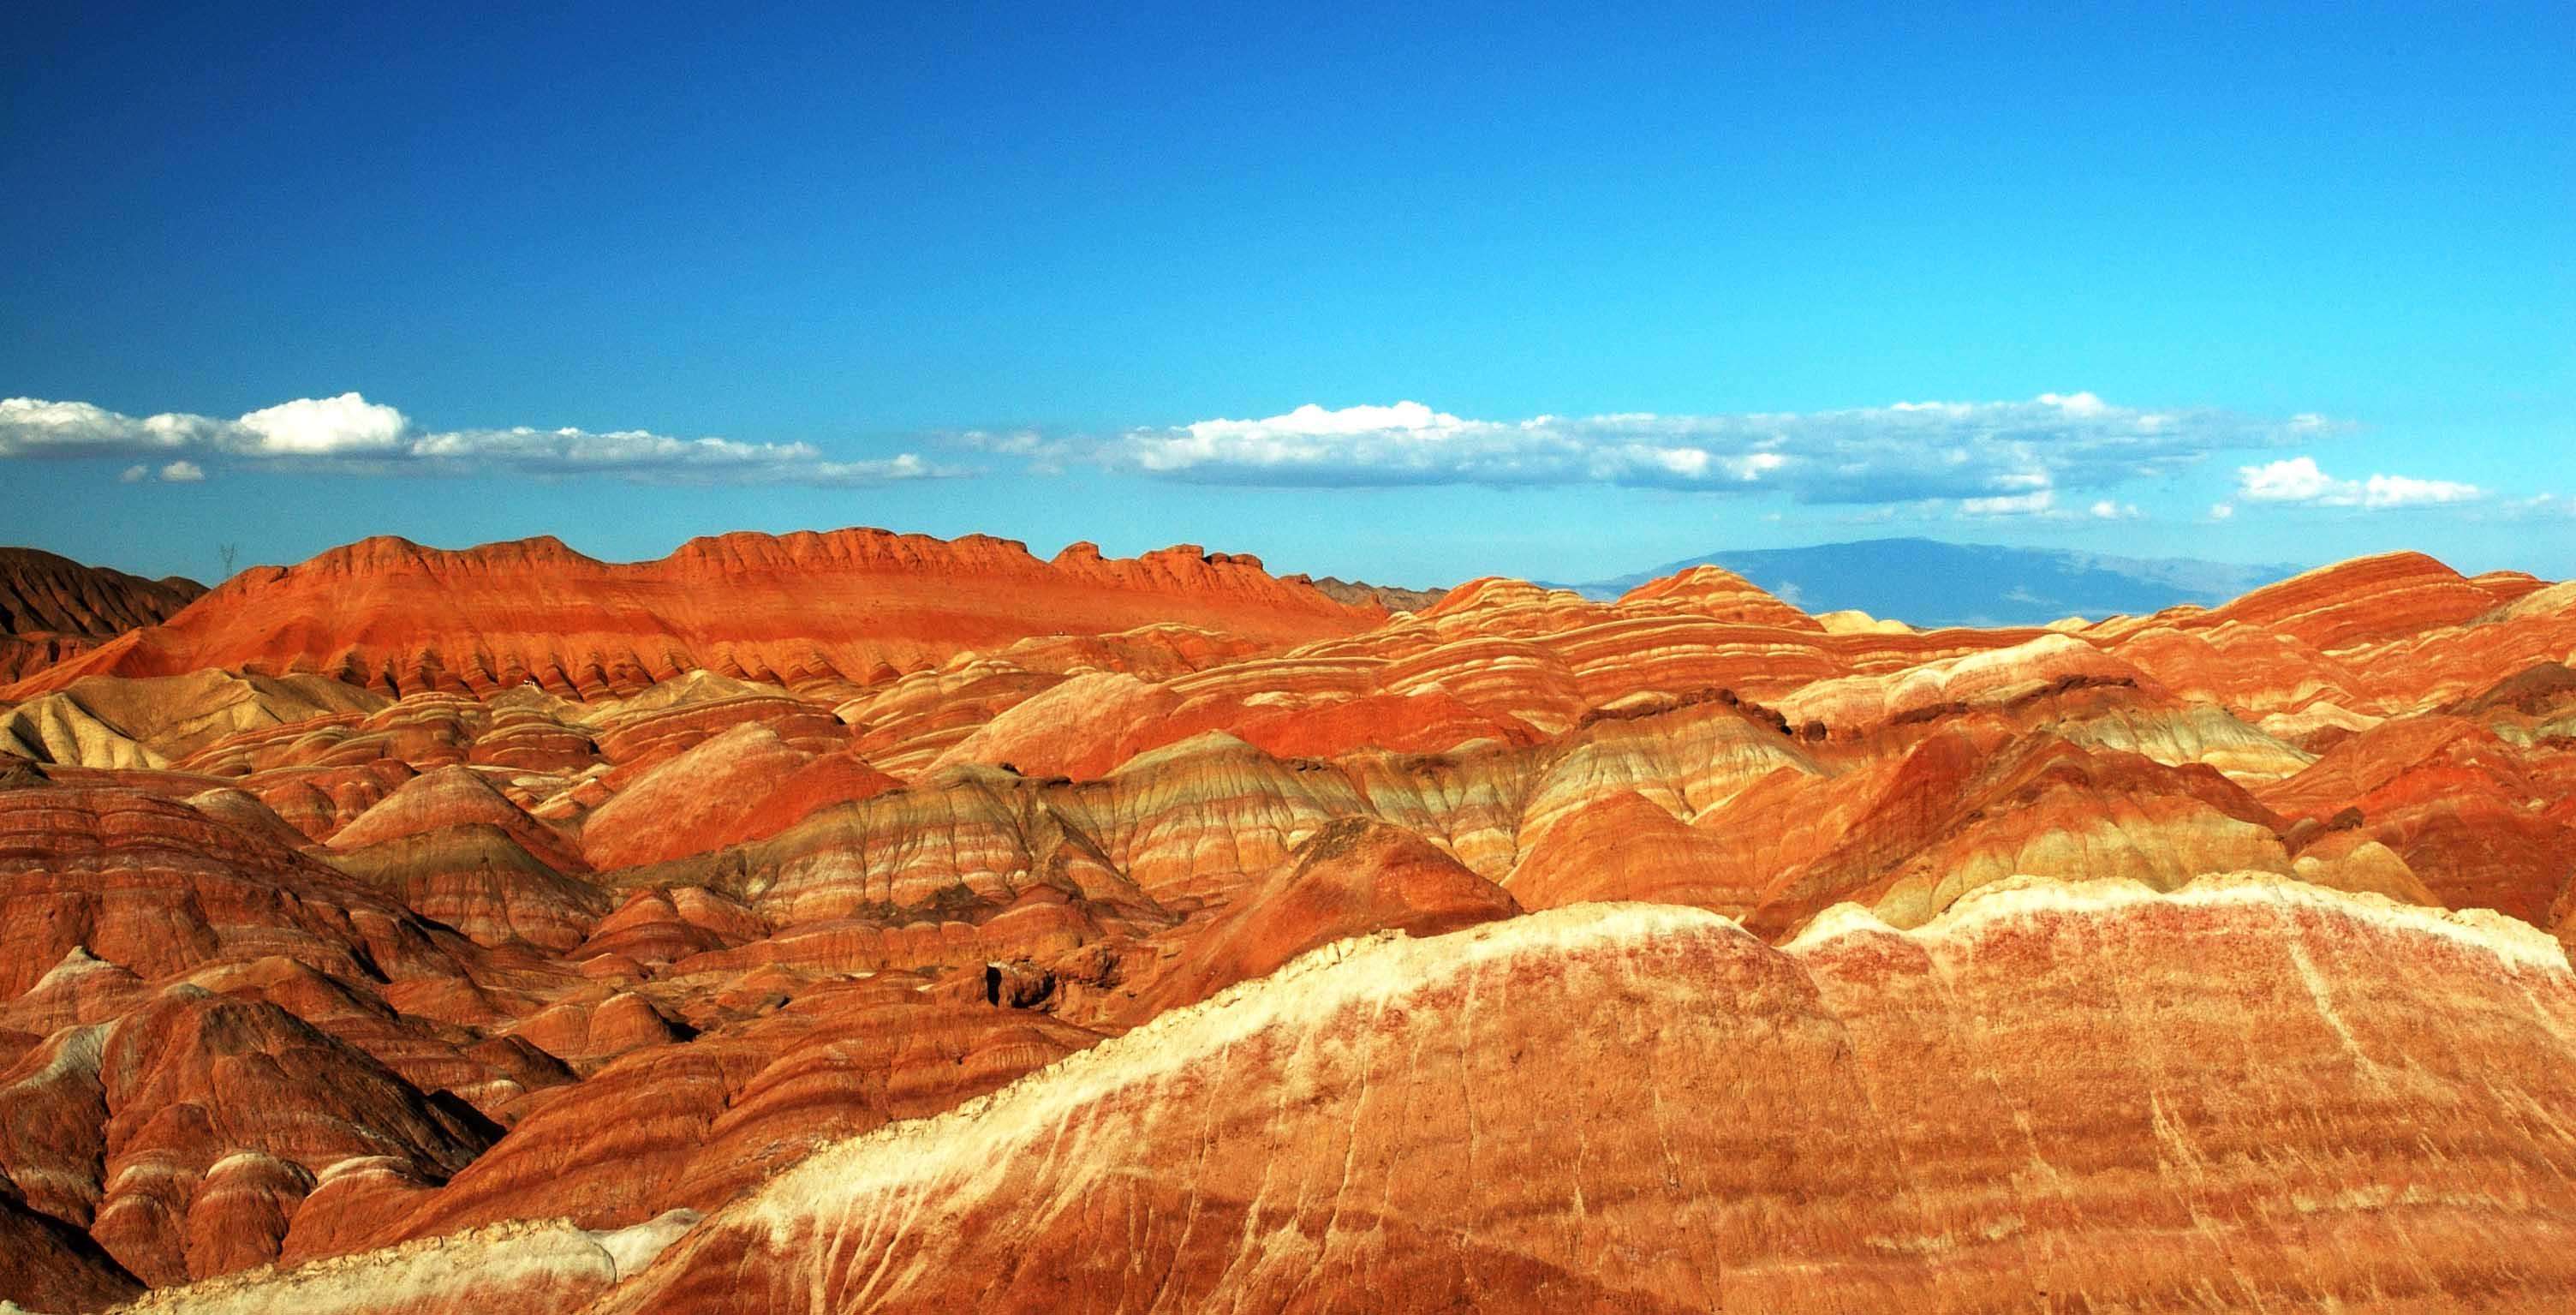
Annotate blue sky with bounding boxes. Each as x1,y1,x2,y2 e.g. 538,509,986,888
4,1,2569,587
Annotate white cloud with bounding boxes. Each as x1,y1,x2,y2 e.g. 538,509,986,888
1,397,212,455
1096,394,2333,512
2236,455,2483,510
2088,499,2141,520
1732,451,1789,480
404,426,934,485
1959,489,2057,517
235,392,408,454
3,392,953,487
2238,456,2340,502
2359,473,2480,508
2209,502,2235,521
117,460,204,483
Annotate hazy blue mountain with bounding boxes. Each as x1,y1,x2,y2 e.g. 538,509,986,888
1558,538,2305,629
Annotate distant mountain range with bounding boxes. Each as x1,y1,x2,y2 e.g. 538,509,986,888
1552,537,2305,629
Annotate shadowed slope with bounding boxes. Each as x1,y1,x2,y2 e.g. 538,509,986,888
0,547,206,684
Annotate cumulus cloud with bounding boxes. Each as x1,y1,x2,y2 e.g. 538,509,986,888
2089,499,2142,520
2236,456,2482,510
235,393,408,454
2238,456,2338,502
2209,503,2235,521
2,392,951,487
1,397,216,455
1092,393,2334,511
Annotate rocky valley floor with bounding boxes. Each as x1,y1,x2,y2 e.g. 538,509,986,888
2,532,2574,1312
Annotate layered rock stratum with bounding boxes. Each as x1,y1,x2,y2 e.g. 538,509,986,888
0,529,2572,1312
0,548,205,685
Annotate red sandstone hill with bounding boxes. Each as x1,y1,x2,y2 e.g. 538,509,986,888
0,529,1381,702
588,883,2576,1315
0,547,206,684
0,535,2572,1312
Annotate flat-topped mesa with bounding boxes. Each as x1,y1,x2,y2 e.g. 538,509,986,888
272,531,1325,601
1046,540,1309,599
0,529,1384,702
665,528,1037,576
283,534,599,579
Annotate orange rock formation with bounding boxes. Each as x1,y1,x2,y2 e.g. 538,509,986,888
0,547,204,684
0,529,2572,1312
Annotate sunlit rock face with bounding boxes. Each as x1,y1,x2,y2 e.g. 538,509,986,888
0,530,1382,702
595,883,2576,1315
3,529,2575,1312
